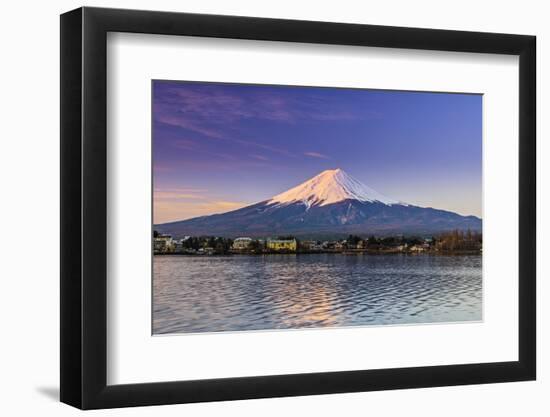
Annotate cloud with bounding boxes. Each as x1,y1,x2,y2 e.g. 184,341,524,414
153,163,176,173
155,111,225,139
153,82,380,164
154,198,248,223
153,187,249,223
154,188,209,201
304,151,329,159
206,201,246,211
154,192,204,200
171,139,199,150
153,82,373,142
249,154,269,161
234,138,296,158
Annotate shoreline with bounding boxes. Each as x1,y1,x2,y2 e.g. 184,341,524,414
154,250,482,257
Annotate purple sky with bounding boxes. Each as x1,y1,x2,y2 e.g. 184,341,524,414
153,81,482,224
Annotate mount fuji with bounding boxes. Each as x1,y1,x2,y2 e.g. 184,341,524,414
155,169,482,238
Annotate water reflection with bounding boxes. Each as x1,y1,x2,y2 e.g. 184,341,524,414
153,254,482,334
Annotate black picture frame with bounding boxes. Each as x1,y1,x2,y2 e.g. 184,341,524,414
60,6,536,410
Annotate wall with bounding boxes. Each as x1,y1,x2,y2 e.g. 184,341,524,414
0,0,545,415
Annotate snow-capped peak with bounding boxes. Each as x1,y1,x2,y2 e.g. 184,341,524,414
268,168,400,208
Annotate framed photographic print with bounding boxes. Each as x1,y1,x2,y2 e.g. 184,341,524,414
60,7,536,409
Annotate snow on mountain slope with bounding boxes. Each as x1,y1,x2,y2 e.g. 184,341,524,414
268,168,400,208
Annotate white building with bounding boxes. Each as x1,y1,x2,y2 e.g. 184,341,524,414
153,234,174,254
232,237,253,250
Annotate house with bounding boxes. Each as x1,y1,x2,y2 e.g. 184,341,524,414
197,247,215,255
203,247,215,255
322,241,335,250
267,238,297,252
334,241,346,251
300,240,323,251
174,239,185,253
232,237,253,250
409,244,425,253
153,234,174,254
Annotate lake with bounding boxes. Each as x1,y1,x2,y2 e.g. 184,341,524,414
153,254,482,334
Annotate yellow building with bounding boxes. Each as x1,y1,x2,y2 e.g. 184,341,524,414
267,238,297,252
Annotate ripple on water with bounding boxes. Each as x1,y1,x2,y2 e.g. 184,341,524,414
152,254,482,334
